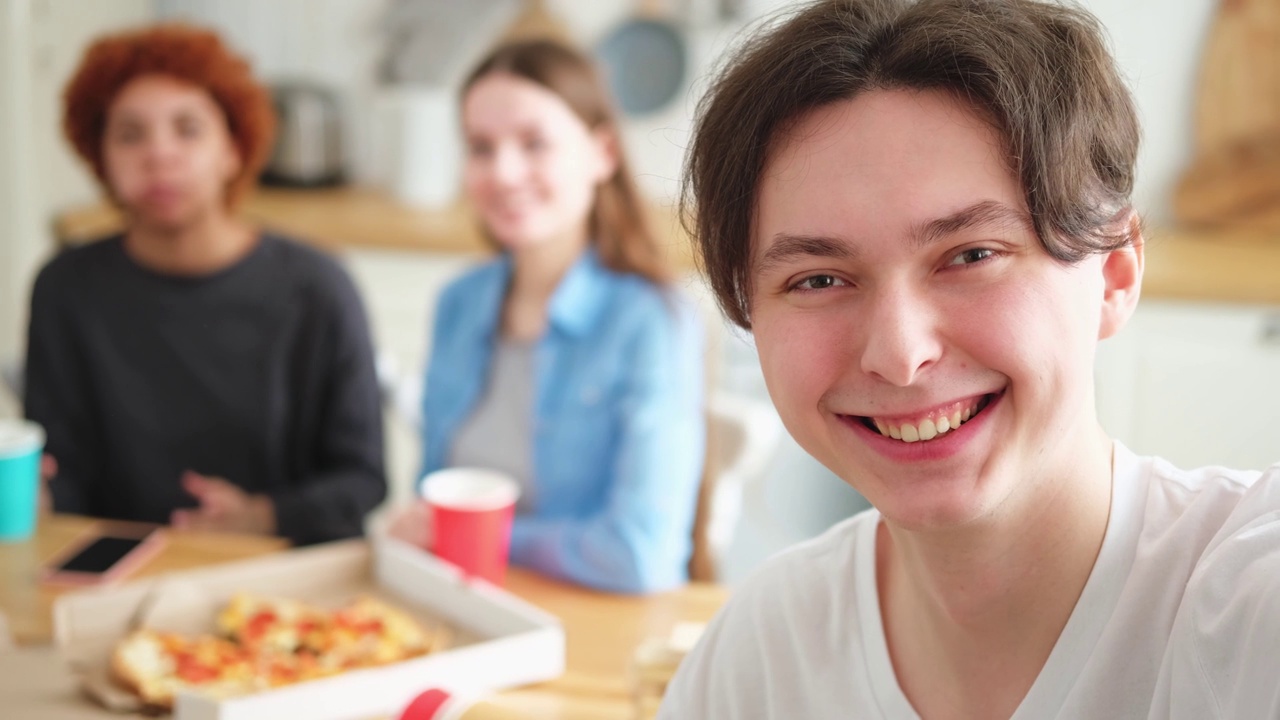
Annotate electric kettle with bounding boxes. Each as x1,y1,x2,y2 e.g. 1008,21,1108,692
262,82,346,187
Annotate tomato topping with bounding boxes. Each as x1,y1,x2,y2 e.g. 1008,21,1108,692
174,653,220,683
245,610,278,640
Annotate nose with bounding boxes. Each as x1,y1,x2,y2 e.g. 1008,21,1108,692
859,283,942,387
490,144,527,187
140,131,180,168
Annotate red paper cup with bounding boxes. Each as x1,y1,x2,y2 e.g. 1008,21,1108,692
420,468,520,585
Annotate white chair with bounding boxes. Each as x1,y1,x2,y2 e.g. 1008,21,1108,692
689,390,786,582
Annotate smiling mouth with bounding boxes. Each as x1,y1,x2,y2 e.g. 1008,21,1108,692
850,393,998,443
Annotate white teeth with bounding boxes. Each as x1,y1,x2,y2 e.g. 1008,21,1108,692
918,419,938,440
866,396,989,442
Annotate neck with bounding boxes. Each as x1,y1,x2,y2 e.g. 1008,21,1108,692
123,208,257,276
879,423,1114,719
509,230,589,301
501,230,589,341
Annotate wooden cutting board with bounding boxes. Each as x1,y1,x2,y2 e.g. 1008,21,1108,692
1193,0,1280,157
1175,0,1280,231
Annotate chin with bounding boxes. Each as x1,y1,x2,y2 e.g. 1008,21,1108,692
876,494,996,533
834,455,1005,533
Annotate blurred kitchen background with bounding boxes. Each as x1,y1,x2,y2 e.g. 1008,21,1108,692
1,0,1277,585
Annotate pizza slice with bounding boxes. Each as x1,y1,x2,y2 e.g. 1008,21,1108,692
316,595,449,669
111,629,254,709
216,592,328,654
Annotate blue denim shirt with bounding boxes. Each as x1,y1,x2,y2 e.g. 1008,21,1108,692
421,249,706,593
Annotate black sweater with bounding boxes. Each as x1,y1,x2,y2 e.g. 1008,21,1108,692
23,233,386,544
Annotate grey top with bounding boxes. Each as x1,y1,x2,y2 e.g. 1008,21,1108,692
449,339,536,512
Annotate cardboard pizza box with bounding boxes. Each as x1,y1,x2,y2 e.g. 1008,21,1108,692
52,536,565,720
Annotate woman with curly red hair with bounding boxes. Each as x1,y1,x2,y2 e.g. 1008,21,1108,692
24,24,386,544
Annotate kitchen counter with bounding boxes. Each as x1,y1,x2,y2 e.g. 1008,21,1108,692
53,186,699,270
53,189,1280,305
1144,226,1280,306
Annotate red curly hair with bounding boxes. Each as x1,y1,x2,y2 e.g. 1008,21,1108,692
62,23,276,207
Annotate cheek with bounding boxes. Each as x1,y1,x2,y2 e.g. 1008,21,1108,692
754,308,850,413
951,276,1101,386
103,148,136,186
545,153,597,202
462,166,487,199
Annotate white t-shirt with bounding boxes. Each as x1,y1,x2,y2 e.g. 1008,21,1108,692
659,442,1280,719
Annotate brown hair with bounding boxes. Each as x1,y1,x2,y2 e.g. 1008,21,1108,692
464,39,669,284
63,23,276,208
683,0,1141,328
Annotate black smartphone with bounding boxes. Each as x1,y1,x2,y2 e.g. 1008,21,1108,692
42,525,166,585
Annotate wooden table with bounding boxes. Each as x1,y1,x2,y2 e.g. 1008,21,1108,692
0,515,728,719
0,515,290,647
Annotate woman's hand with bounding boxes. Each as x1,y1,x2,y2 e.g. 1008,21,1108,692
38,454,57,514
171,471,277,535
387,501,432,549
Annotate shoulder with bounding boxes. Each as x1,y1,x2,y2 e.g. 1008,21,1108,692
607,270,693,320
731,510,868,617
33,236,124,294
1180,461,1280,609
1164,463,1280,713
431,257,506,333
260,233,357,291
437,257,506,303
258,234,372,317
1135,452,1276,609
593,272,702,355
663,512,872,714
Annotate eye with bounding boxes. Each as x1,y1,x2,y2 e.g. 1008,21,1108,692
523,135,547,152
467,140,493,159
176,117,203,139
111,123,145,145
947,247,998,267
790,274,849,292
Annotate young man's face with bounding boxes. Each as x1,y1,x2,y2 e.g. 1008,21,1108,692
749,89,1140,531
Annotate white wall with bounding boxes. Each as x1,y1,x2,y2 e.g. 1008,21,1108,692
0,1,37,418
148,0,1216,221
1084,0,1218,223
0,0,155,418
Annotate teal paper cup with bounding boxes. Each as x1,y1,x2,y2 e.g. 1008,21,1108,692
0,419,45,542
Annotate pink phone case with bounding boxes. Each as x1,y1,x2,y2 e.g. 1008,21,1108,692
40,523,168,587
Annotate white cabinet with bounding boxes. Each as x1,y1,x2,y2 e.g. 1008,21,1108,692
1096,300,1280,471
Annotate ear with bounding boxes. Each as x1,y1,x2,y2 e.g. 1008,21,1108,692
590,126,620,184
220,138,243,183
1098,210,1144,340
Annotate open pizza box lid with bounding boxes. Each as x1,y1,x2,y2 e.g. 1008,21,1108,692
51,536,565,720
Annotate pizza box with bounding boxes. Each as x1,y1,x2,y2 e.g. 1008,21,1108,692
51,536,565,720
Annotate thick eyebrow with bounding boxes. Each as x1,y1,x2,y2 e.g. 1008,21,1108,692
755,234,857,275
754,200,1032,275
912,200,1034,249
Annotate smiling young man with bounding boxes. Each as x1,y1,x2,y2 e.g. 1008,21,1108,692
659,1,1280,718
